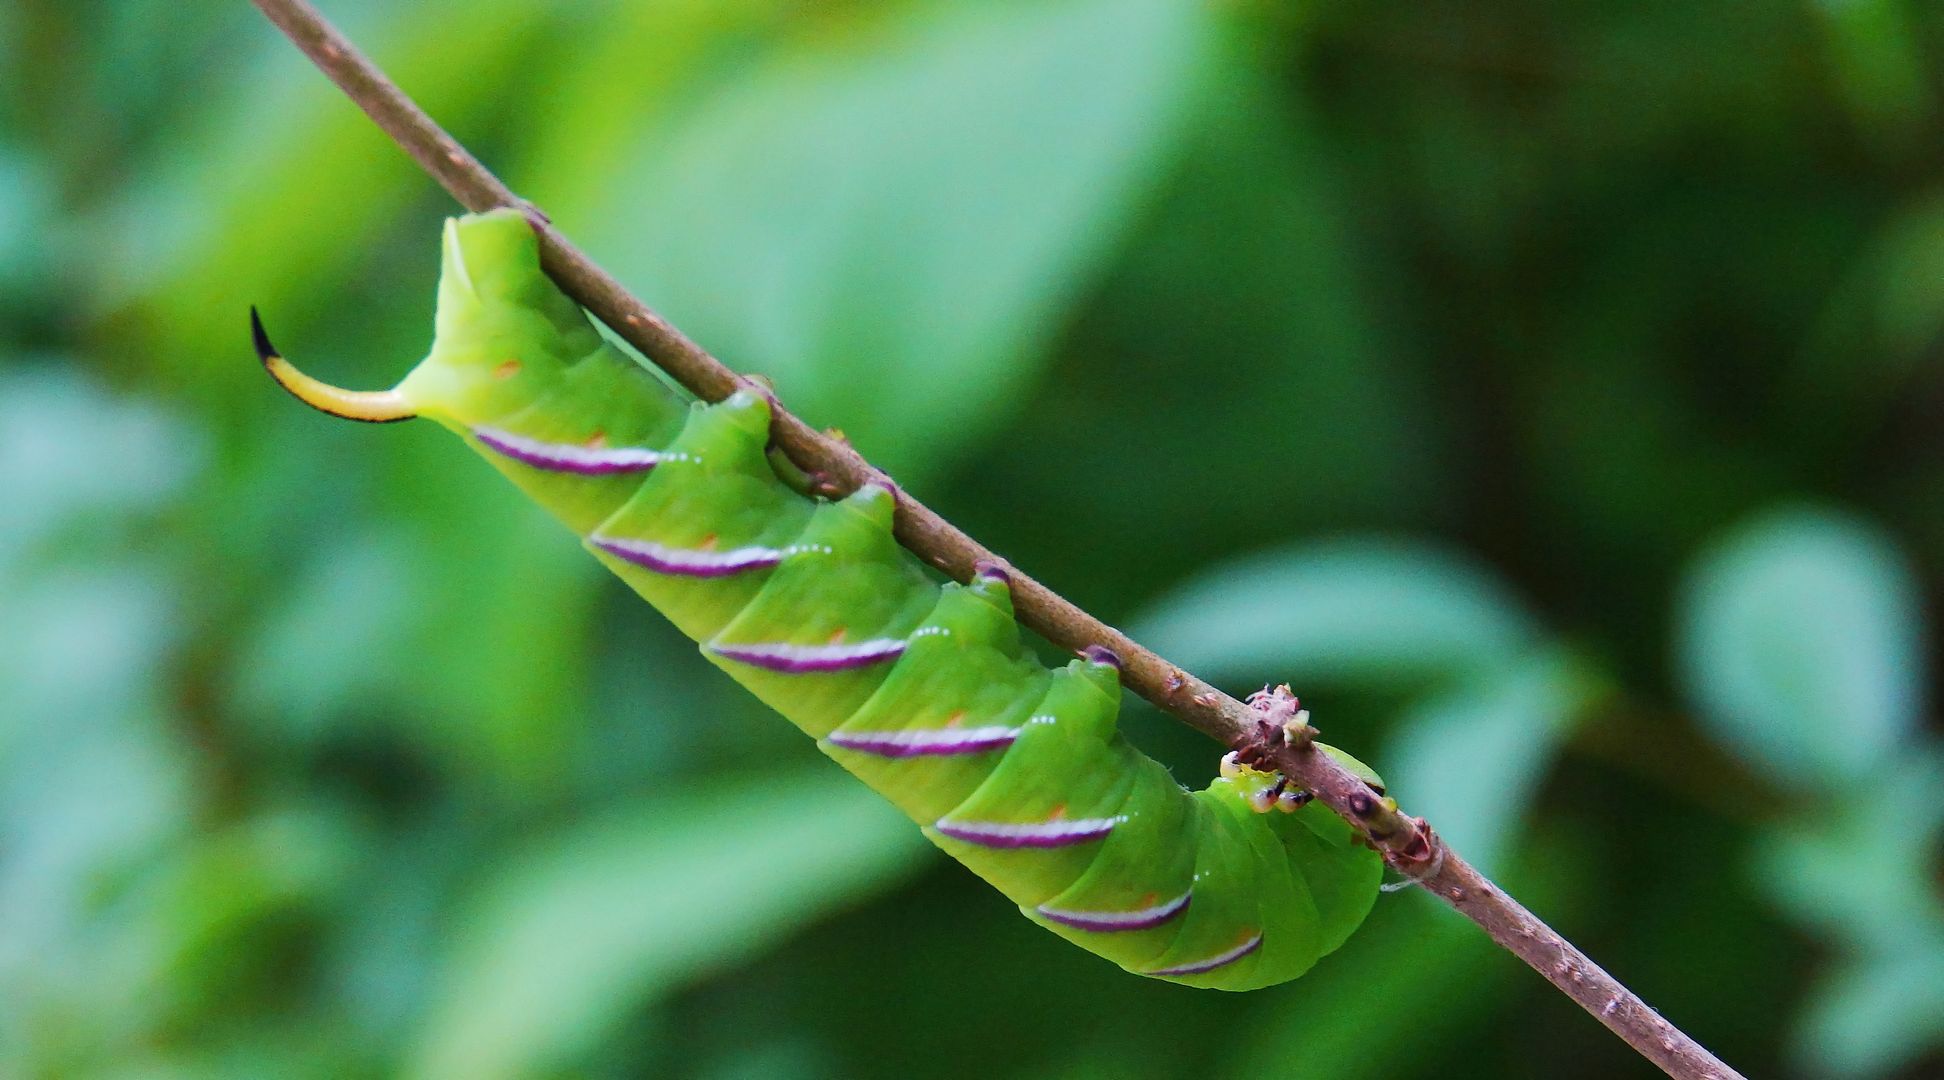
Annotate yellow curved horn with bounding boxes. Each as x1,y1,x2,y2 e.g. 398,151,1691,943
251,307,417,423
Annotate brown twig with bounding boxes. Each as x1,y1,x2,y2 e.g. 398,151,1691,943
246,3,1745,1077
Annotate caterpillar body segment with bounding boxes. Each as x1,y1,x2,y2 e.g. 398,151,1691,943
588,393,810,642
822,578,1052,823
256,209,1383,990
1028,754,1200,969
707,483,940,736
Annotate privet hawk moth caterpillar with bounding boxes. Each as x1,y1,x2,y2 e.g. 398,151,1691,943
254,209,1384,990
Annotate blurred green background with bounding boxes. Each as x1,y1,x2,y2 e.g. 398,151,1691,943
3,0,1942,1076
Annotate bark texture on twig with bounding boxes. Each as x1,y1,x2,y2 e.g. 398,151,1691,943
247,4,1745,1078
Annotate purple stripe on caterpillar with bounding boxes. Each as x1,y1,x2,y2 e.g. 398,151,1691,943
1147,933,1263,977
826,725,1019,757
473,426,672,475
1081,644,1122,669
934,815,1123,849
592,536,787,578
1037,890,1192,933
974,560,1011,585
710,638,907,673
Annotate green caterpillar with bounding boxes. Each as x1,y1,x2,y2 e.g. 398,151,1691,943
255,209,1383,990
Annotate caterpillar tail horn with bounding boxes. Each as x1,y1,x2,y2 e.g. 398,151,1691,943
251,306,418,424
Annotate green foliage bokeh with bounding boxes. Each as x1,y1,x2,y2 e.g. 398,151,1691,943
2,1,1941,1077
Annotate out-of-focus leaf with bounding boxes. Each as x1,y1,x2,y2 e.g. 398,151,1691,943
1862,195,1944,367
1380,650,1592,874
0,371,199,1073
1811,0,1932,143
0,368,197,911
409,767,929,1080
1223,829,1582,1080
692,1034,833,1080
1749,714,1944,1076
1130,538,1538,689
229,529,420,738
1793,945,1944,1080
1242,903,1511,1080
1754,748,1944,953
1675,507,1925,787
119,806,360,1018
0,564,179,753
0,682,193,1068
1791,193,1944,442
966,55,1440,607
519,0,802,216
592,0,1212,478
0,142,54,310
0,366,199,572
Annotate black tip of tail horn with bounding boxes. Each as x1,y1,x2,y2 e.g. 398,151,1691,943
250,305,277,363
251,307,417,424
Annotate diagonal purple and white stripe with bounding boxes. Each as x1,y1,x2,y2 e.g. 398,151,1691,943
934,816,1123,849
826,725,1019,758
592,536,785,578
474,426,667,475
710,638,907,674
1147,933,1263,977
1037,890,1192,933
